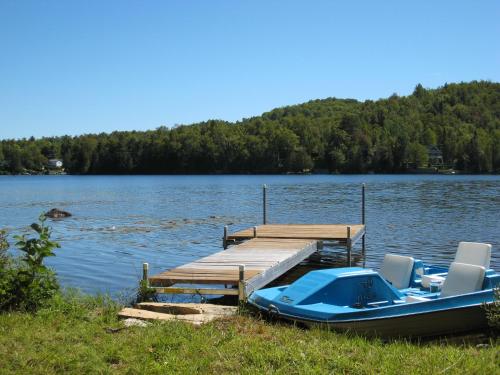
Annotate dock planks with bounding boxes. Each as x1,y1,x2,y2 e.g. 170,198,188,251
149,223,366,300
118,303,237,326
149,238,317,297
228,224,365,242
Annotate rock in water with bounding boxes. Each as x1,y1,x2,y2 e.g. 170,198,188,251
45,208,72,218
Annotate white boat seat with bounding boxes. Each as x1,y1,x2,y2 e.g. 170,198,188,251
380,254,415,289
421,242,491,288
407,262,485,302
455,242,491,268
440,262,486,298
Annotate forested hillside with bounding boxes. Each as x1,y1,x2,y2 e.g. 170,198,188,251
1,81,499,174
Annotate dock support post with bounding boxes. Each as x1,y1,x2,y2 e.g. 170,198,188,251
362,234,366,268
238,264,246,301
142,262,149,287
253,226,257,238
362,183,365,225
263,184,267,224
361,183,366,261
223,225,228,249
346,226,352,267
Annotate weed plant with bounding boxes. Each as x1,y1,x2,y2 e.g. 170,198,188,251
0,214,59,311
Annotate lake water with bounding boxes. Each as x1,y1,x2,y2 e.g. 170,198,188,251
0,175,499,298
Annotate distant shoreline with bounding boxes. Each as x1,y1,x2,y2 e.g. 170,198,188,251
1,82,498,176
1,171,498,176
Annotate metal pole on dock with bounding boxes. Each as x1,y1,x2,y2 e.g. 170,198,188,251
223,225,228,249
361,184,366,262
362,183,366,225
253,226,257,238
263,184,267,224
346,226,352,266
238,264,246,301
142,262,149,287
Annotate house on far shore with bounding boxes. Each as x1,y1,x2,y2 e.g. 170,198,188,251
47,159,63,169
427,145,444,168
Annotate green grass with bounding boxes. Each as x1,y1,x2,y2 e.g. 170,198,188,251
0,293,497,374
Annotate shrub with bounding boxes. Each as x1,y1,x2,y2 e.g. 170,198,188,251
136,279,158,303
0,229,8,269
0,229,13,308
0,229,7,251
484,288,500,332
0,215,60,312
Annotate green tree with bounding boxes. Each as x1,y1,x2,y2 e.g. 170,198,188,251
1,80,498,174
406,142,429,167
423,128,437,145
3,144,23,173
413,83,426,99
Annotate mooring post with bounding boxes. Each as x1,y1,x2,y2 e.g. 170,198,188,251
253,226,257,238
142,262,149,287
362,183,366,260
362,183,366,225
263,184,267,224
238,264,246,301
223,225,228,249
346,226,352,267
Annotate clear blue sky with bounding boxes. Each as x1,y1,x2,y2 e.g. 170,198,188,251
1,1,498,140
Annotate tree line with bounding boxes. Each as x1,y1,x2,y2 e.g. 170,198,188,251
1,81,499,174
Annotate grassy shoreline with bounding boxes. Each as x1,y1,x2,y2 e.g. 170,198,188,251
0,293,497,374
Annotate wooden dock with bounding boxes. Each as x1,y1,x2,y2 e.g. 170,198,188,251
145,184,367,301
148,224,365,301
149,237,317,300
227,224,365,242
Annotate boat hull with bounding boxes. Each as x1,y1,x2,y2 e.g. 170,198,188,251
261,304,489,338
248,266,499,337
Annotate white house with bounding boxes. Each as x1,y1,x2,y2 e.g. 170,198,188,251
48,159,63,169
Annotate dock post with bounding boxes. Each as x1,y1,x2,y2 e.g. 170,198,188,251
263,184,267,224
362,183,365,225
362,183,366,261
142,262,149,287
238,264,246,301
223,225,228,249
253,226,257,238
346,226,352,267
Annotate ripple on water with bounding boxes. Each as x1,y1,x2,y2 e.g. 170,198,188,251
0,174,498,295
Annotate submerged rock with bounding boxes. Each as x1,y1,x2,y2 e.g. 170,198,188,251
45,208,72,218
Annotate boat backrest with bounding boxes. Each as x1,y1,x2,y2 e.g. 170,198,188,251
454,242,491,268
380,254,415,289
440,262,486,298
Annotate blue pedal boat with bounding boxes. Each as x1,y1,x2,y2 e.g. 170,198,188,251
248,243,498,337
